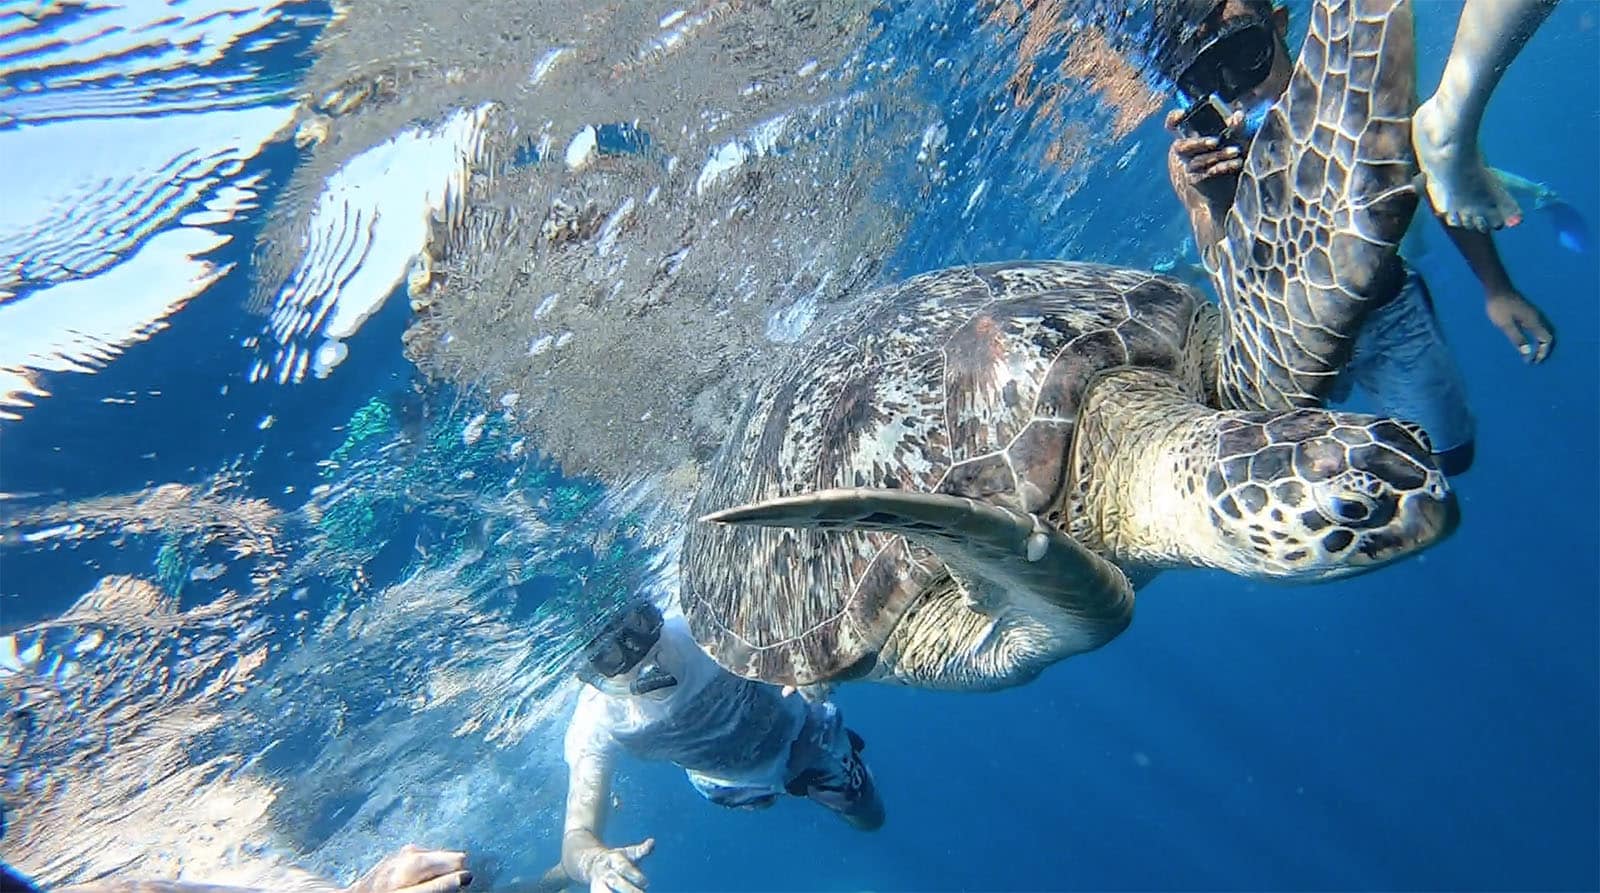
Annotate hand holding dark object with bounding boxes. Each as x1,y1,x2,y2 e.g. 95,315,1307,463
343,845,473,893
1165,108,1248,201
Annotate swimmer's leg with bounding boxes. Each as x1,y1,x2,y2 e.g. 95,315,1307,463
783,703,885,832
684,770,779,811
1413,0,1559,231
1346,271,1477,475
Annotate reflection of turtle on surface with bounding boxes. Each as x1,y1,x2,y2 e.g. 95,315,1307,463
678,0,1459,693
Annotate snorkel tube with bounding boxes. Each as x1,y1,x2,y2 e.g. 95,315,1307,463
629,662,679,695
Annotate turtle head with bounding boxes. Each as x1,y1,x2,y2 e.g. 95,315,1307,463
1204,410,1458,581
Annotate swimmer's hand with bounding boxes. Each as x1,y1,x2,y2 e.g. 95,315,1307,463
1165,108,1248,198
565,838,654,893
1485,289,1555,364
343,844,473,893
781,682,834,703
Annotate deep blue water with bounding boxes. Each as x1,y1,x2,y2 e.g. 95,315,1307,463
2,0,1596,890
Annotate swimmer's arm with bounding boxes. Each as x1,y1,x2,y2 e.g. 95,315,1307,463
1443,225,1517,297
55,868,339,893
56,848,468,893
1167,142,1232,263
548,731,654,893
1443,225,1556,362
559,738,620,879
556,697,617,876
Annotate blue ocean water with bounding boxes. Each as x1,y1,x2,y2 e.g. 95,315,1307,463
1,0,1596,890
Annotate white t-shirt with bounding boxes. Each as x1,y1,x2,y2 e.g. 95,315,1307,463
563,614,808,790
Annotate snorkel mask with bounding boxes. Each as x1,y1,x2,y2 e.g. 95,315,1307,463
579,600,678,696
1172,1,1279,134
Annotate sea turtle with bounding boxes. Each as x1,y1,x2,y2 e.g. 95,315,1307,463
678,0,1456,693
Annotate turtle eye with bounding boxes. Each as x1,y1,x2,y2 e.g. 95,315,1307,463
1329,496,1369,523
1316,487,1379,526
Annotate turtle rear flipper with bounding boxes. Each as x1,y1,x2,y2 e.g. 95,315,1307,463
703,489,1134,689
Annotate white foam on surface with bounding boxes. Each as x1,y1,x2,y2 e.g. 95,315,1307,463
529,47,571,85
251,103,498,385
565,124,598,169
0,226,237,419
0,104,286,417
0,105,295,293
0,0,320,125
693,93,860,197
0,0,318,421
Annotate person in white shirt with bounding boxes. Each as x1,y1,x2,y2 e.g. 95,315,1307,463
544,599,883,893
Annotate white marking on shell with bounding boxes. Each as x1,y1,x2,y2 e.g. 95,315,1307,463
529,47,570,85
564,125,598,170
1025,531,1047,562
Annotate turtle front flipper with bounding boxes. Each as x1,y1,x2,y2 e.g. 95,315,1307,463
702,489,1134,691
1214,0,1420,411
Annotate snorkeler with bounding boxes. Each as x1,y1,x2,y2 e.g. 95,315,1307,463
4,844,472,893
539,598,883,893
1157,0,1558,476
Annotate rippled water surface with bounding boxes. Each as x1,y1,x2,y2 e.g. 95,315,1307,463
2,1,1598,890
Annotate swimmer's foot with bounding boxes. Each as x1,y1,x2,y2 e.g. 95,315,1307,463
1412,95,1523,231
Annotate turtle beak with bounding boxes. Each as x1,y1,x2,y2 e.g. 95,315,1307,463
1413,488,1460,547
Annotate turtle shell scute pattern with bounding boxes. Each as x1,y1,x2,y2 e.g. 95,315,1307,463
682,261,1205,686
1214,0,1419,412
